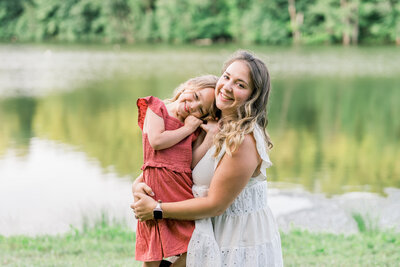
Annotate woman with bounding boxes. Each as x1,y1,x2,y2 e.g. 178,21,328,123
133,50,283,267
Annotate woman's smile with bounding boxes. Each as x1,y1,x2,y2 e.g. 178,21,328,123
218,90,233,102
216,60,253,116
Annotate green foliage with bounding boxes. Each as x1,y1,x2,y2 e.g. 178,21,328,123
352,212,380,233
1,0,399,44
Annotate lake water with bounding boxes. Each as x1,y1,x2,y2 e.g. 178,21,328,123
0,44,399,236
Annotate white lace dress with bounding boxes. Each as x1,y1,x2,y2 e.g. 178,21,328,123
186,125,283,267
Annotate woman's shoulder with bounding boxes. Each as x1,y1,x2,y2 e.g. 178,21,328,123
231,134,259,160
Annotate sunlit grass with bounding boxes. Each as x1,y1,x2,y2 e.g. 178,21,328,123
1,215,399,267
281,228,400,266
0,220,140,267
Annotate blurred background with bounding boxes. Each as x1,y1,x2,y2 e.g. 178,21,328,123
0,0,399,236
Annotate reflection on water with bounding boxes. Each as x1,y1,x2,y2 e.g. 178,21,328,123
0,45,400,234
1,75,398,195
0,138,134,236
269,77,400,195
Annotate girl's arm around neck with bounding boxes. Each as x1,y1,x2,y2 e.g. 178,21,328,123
191,130,207,169
145,108,201,150
192,121,219,168
163,134,260,220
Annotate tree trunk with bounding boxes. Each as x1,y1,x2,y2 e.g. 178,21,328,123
288,0,302,45
351,1,359,45
341,0,350,46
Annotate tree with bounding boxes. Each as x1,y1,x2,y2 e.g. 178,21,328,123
288,0,303,45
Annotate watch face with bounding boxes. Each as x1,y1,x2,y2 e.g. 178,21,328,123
154,210,163,220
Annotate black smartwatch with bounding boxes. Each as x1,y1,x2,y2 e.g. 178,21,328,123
153,200,163,220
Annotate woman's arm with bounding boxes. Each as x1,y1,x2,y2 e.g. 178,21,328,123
145,108,202,150
134,134,260,221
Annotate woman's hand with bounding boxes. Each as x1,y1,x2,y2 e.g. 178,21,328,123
133,182,154,203
131,192,158,221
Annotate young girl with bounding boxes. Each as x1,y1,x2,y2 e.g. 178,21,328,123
134,75,218,267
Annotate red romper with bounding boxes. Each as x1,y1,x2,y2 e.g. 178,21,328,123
135,96,196,261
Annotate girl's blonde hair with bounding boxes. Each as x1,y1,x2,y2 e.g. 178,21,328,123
214,50,273,157
167,75,219,120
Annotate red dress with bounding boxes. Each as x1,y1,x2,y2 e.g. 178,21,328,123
135,96,196,261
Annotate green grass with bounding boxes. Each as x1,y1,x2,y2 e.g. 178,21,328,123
0,222,140,267
1,223,399,267
281,229,400,266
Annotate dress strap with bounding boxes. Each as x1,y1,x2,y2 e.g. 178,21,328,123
253,124,272,177
213,125,272,178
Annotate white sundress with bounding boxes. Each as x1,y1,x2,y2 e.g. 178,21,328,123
186,125,283,267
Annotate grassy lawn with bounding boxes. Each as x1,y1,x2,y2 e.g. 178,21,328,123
1,222,399,267
281,229,400,266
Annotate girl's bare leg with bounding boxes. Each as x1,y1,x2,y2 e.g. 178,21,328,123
171,253,186,267
142,261,161,267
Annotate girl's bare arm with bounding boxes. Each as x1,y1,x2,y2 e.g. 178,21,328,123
191,121,218,168
145,109,201,150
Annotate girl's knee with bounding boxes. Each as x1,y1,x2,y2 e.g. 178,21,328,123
142,261,161,267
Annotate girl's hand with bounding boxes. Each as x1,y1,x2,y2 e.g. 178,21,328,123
132,193,158,221
200,120,220,144
200,120,219,136
184,115,203,132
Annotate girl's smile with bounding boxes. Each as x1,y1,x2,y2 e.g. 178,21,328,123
174,87,215,121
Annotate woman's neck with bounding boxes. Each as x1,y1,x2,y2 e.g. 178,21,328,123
221,110,238,121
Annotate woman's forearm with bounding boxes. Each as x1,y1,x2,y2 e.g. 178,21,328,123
162,196,223,220
164,136,259,220
134,134,259,222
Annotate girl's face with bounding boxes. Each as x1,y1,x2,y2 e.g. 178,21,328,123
215,60,253,117
175,87,215,121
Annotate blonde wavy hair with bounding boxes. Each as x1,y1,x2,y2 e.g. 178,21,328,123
214,50,273,157
166,75,220,120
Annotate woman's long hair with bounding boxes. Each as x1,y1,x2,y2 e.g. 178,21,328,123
214,50,273,157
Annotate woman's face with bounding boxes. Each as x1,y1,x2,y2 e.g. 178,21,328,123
215,60,253,117
175,87,215,120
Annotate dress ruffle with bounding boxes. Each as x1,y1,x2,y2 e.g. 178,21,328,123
252,125,273,177
137,96,175,130
214,125,272,178
141,162,192,173
220,241,284,267
187,219,222,267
